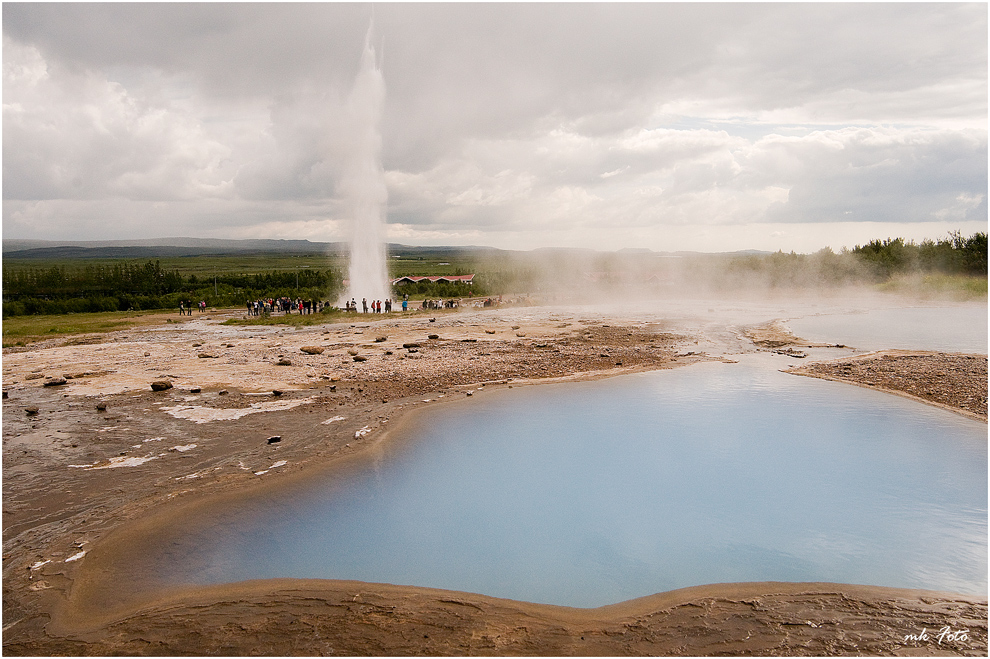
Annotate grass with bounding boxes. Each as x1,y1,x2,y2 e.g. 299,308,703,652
876,273,988,300
1,309,206,347
2,251,484,279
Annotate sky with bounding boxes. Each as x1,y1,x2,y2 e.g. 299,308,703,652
3,2,987,253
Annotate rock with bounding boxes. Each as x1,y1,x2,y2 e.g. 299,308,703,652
272,390,284,396
25,374,43,381
374,336,387,342
277,358,292,366
402,343,421,349
144,352,151,357
428,334,439,340
189,387,201,393
198,353,219,359
25,407,39,416
218,389,229,395
1,390,7,399
347,349,359,356
461,338,478,343
353,355,368,362
150,380,173,391
96,402,107,411
485,330,496,334
192,343,202,347
300,346,325,355
329,385,337,392
267,436,282,444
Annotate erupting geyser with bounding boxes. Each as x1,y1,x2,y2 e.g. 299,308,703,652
340,27,389,305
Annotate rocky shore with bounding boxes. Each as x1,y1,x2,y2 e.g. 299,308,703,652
788,351,987,421
2,304,986,656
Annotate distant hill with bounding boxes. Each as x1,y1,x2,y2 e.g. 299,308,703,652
2,237,771,260
2,238,348,259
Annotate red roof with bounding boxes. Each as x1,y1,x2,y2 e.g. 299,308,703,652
391,274,475,284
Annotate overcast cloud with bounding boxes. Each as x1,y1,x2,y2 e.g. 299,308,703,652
3,3,986,252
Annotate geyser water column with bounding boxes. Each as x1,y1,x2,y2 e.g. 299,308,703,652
340,28,389,305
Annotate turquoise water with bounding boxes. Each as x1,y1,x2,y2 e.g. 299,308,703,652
159,359,987,607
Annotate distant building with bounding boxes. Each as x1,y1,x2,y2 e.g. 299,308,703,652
391,274,475,286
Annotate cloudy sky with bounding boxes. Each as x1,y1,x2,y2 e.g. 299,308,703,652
3,3,987,252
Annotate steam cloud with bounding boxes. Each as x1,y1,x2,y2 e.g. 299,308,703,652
340,26,390,305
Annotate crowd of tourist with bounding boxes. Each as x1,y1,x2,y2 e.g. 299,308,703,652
245,297,332,316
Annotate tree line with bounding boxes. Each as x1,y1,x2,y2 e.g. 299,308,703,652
2,261,344,318
851,231,987,279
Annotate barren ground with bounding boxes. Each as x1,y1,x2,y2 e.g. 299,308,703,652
2,303,986,656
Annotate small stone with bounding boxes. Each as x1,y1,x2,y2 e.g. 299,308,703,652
96,402,107,411
277,358,292,366
144,352,151,357
218,389,229,396
329,385,337,392
374,336,387,342
428,334,439,340
402,343,421,349
198,353,219,359
353,355,367,362
485,330,496,334
25,374,43,381
300,346,325,355
25,407,39,415
189,387,201,394
272,390,284,396
267,436,282,444
150,380,173,391
2,391,7,399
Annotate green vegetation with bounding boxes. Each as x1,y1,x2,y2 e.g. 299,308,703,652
2,309,187,347
2,232,984,324
852,231,987,279
2,259,344,319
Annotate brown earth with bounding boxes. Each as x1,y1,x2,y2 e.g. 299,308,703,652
788,352,988,421
2,306,986,656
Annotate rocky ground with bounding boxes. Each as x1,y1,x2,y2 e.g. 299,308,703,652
788,351,987,420
2,303,986,656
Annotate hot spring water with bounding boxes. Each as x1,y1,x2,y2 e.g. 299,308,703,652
146,352,986,608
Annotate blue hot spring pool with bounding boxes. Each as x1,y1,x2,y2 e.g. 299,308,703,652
152,357,987,608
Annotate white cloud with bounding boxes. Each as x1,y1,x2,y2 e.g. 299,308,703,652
2,4,986,252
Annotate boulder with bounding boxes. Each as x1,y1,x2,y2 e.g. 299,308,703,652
150,380,173,391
